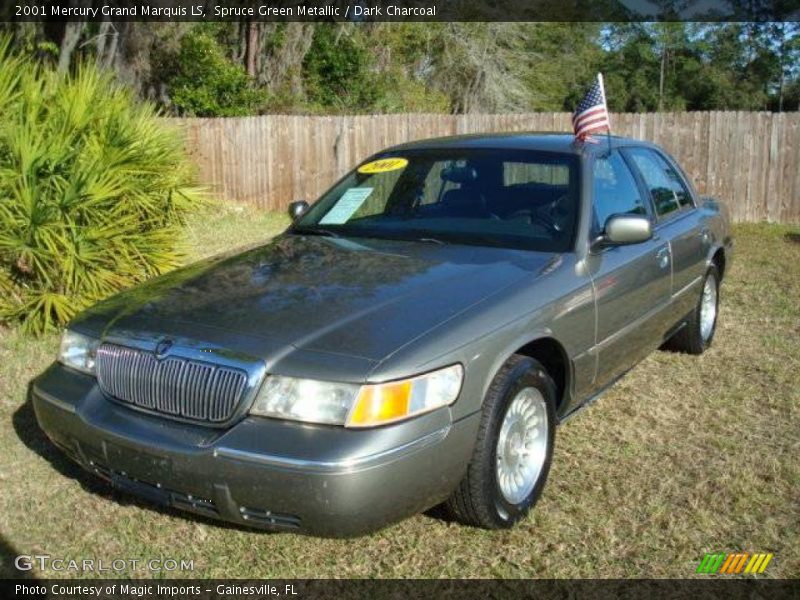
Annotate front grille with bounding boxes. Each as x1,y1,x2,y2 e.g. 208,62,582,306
96,343,248,423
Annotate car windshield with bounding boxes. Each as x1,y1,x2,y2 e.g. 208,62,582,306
293,148,580,252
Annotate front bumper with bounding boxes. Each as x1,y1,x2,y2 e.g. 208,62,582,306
31,363,479,537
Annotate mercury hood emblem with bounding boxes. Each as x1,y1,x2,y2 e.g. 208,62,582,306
154,339,173,359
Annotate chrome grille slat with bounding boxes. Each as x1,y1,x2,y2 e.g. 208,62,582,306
96,343,248,424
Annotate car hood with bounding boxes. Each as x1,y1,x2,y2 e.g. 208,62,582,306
72,233,557,378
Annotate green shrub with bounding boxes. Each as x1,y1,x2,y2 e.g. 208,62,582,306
158,27,264,117
0,39,204,334
303,26,379,110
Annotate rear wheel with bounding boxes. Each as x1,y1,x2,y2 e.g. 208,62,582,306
667,265,720,354
446,355,556,529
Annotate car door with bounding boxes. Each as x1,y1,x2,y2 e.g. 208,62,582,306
586,150,672,391
624,147,710,326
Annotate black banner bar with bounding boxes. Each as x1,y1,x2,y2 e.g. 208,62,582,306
4,0,800,23
2,579,799,600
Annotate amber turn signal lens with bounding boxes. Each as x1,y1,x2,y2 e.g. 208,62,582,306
347,381,412,426
345,364,463,428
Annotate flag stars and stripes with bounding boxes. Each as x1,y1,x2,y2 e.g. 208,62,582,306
573,74,610,141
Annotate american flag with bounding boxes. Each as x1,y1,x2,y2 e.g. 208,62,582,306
572,74,610,141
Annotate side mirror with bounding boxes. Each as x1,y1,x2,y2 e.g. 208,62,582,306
595,214,652,248
288,200,309,221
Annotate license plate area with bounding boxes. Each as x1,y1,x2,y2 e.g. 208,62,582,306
110,472,170,507
104,442,172,483
85,445,219,517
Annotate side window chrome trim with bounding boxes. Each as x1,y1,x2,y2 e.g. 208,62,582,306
652,204,698,231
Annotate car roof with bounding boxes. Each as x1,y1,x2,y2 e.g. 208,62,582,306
383,132,656,156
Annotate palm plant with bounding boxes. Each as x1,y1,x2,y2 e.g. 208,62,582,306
0,38,204,334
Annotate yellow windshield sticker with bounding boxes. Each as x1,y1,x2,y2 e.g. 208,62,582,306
357,157,408,174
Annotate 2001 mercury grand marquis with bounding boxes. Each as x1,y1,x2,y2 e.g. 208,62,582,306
33,133,733,536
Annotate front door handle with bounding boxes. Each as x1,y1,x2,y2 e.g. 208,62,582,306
656,248,670,269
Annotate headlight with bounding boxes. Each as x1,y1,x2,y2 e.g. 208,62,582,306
250,364,463,428
250,376,360,425
58,330,100,375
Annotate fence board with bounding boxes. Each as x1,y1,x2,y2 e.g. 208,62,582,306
173,112,800,223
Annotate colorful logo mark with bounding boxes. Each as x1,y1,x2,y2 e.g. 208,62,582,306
697,552,773,574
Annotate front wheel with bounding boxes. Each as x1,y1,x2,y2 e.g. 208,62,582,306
445,355,556,529
667,265,720,354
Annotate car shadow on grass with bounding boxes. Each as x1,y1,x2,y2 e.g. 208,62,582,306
12,384,274,535
0,534,37,579
422,503,458,525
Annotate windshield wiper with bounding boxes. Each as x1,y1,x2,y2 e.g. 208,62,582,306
291,226,341,238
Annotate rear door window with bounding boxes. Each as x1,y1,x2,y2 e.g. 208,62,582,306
626,148,693,218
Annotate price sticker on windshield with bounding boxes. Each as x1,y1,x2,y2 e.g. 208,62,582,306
357,158,409,174
319,187,374,224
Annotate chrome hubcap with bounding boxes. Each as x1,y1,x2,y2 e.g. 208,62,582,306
700,275,717,342
496,388,549,505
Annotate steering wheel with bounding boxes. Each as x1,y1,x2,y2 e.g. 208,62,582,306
535,194,571,233
504,195,571,233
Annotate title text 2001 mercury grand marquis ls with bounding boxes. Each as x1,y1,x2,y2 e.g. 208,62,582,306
33,133,732,536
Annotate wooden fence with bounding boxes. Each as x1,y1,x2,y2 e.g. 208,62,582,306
177,112,800,223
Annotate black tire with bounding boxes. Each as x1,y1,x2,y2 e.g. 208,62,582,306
445,355,556,529
666,265,720,355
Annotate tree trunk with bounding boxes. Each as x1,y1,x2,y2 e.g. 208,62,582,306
777,24,786,112
102,24,120,71
57,21,85,73
245,21,260,78
658,48,666,111
259,23,315,98
95,19,112,68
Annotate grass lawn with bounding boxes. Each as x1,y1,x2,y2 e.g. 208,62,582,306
0,207,797,579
